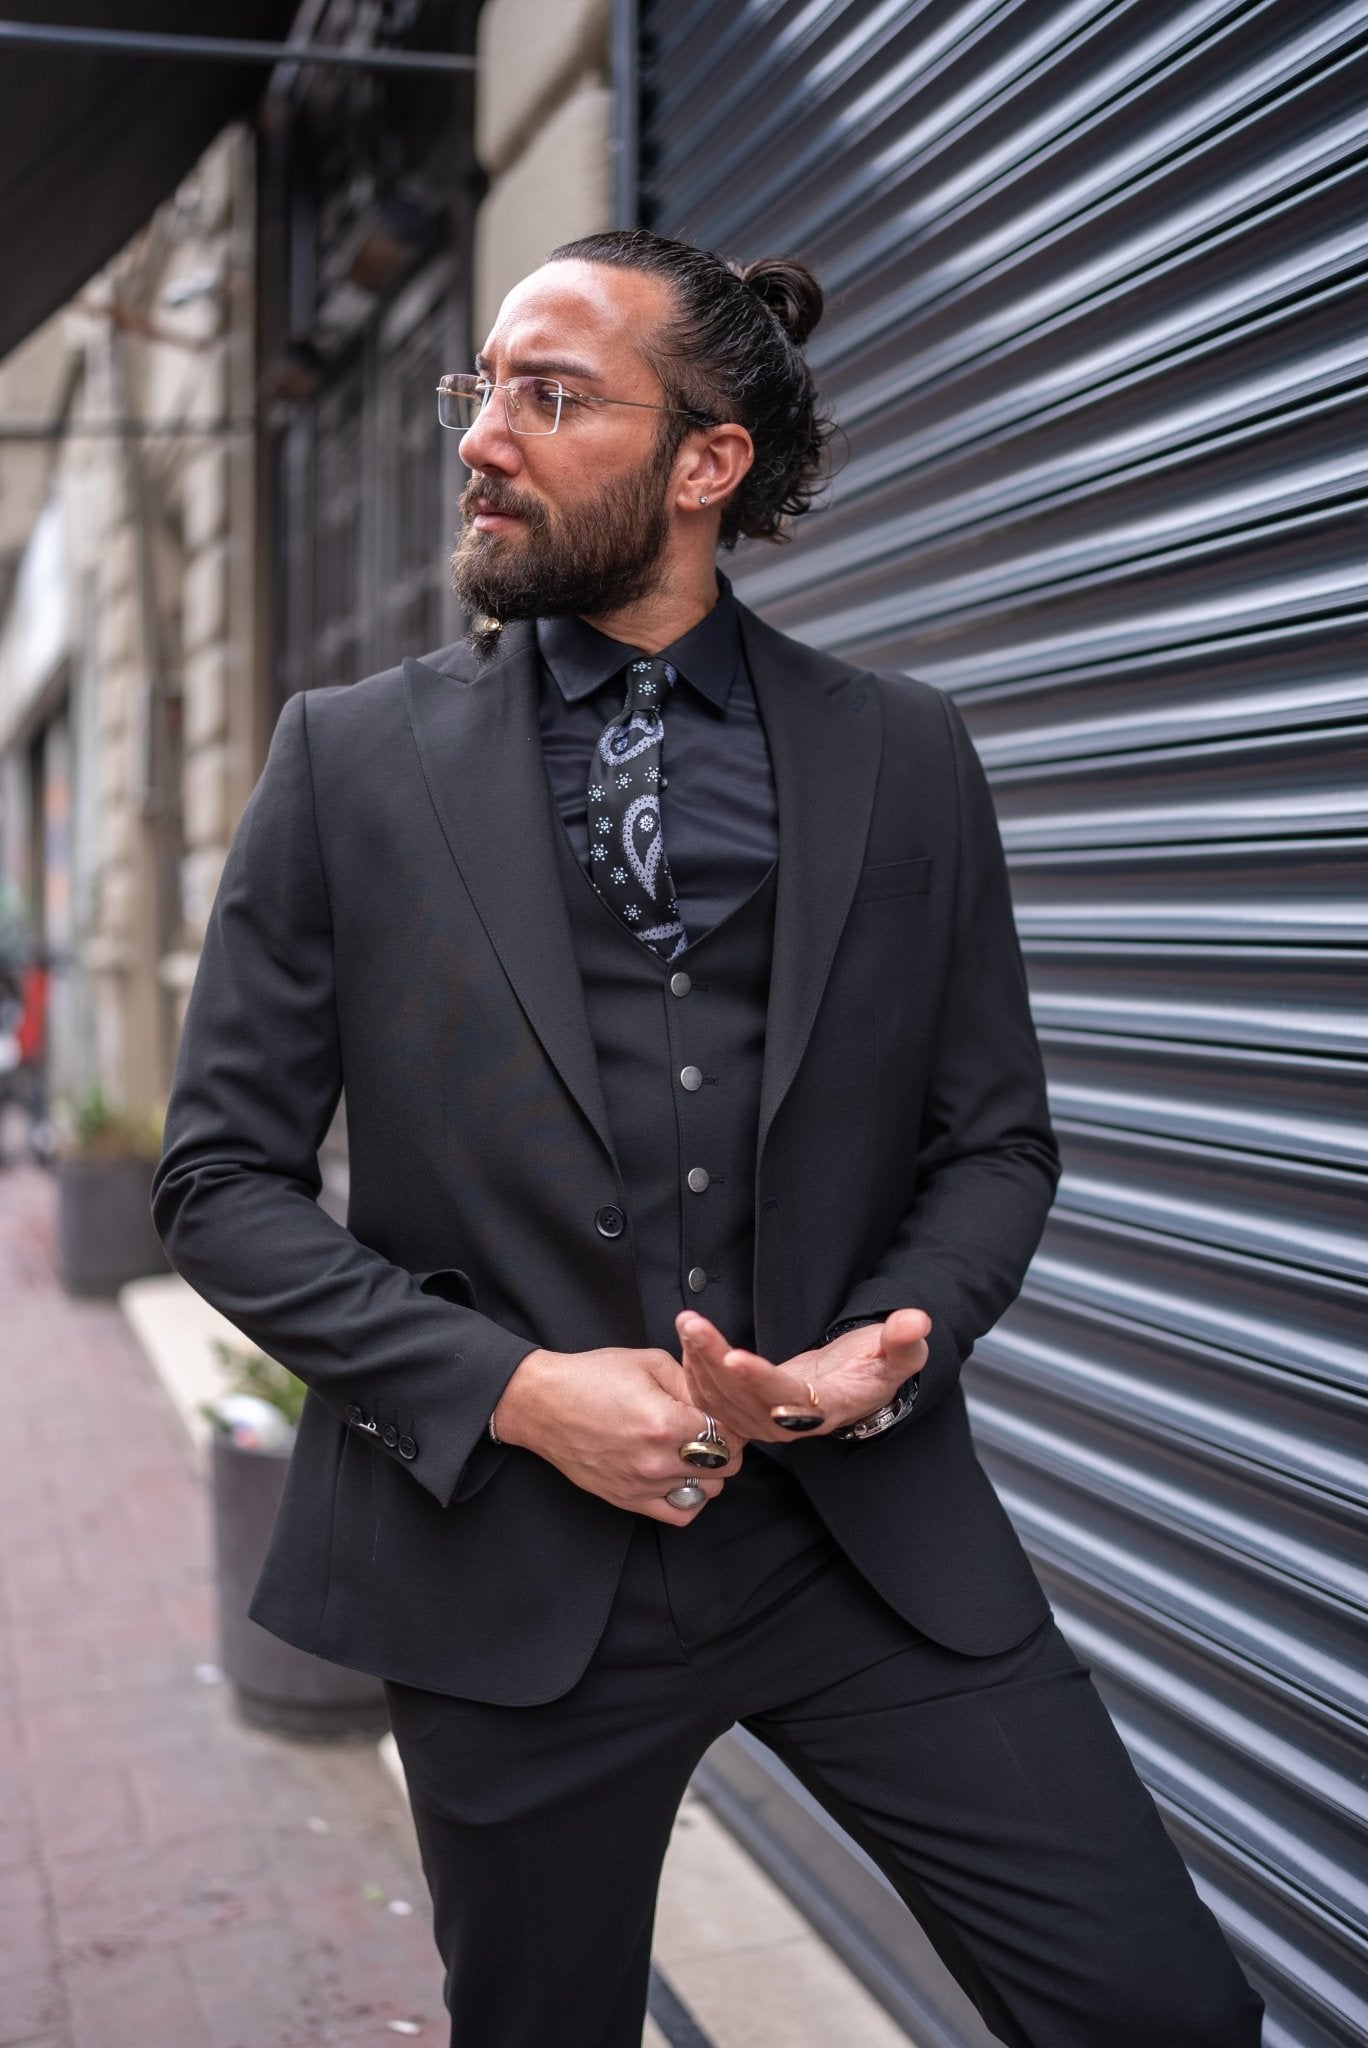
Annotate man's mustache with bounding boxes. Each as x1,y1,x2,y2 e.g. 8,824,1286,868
459,478,550,529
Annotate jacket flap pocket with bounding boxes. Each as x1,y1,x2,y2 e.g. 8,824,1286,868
853,855,933,903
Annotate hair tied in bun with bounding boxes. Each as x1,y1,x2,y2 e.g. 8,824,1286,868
736,257,824,347
545,230,834,545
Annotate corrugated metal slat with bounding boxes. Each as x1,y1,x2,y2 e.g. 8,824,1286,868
640,0,1368,2039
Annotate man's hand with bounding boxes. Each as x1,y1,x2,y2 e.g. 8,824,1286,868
676,1309,930,1445
491,1345,746,1525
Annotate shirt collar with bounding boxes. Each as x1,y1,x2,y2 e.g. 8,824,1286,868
536,574,742,713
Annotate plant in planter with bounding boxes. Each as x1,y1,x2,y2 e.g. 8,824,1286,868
204,1340,388,1738
54,1081,170,1296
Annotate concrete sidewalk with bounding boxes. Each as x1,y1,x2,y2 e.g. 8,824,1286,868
0,1164,910,2048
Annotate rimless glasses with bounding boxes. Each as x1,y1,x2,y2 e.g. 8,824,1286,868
436,372,716,436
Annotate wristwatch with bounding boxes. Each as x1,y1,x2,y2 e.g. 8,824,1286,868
832,1377,919,1441
822,1315,920,1441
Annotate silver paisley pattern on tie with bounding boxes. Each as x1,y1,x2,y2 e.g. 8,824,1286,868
588,658,687,961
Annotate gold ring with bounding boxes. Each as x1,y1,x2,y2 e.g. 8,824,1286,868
771,1381,826,1435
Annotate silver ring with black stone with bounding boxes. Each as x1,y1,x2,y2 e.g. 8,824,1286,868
678,1412,730,1470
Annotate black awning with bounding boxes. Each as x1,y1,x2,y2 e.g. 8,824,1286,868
0,2,300,363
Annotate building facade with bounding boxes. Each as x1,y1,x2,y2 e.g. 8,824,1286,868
0,125,258,1116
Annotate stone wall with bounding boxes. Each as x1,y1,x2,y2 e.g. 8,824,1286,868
156,129,261,1039
473,0,615,342
21,125,261,1114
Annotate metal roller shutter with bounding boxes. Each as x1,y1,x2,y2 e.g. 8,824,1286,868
636,3,1368,2041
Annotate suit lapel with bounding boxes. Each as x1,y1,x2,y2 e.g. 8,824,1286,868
402,606,883,1181
403,626,618,1165
741,605,883,1168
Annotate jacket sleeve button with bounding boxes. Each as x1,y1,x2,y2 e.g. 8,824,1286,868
595,1205,626,1238
398,1434,418,1460
344,1404,363,1426
381,1424,399,1449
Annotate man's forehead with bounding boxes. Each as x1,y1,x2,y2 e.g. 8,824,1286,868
480,261,672,373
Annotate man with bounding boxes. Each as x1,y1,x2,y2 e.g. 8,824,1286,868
153,229,1263,2047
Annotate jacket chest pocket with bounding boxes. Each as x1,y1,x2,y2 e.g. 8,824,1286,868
851,855,933,905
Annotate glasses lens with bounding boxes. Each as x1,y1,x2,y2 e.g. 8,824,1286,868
505,378,562,435
436,375,486,431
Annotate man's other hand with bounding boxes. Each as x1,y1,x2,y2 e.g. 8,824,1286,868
677,1308,930,1445
490,1346,746,1525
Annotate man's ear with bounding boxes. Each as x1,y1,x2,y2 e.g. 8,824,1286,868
674,422,753,514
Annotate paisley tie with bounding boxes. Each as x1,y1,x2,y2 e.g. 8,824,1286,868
587,657,687,961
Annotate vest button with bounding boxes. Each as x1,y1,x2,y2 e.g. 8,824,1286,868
670,972,691,997
680,1065,703,1091
595,1205,626,1239
687,1267,708,1292
687,1167,710,1193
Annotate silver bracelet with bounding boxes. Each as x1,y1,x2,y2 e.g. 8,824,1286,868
487,1413,501,1446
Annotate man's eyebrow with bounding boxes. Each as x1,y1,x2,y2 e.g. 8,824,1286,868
474,352,604,382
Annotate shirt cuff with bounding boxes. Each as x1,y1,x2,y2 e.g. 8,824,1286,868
822,1312,889,1344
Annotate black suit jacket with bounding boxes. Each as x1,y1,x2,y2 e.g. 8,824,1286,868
152,603,1060,1704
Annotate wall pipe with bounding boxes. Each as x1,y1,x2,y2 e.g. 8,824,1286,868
0,22,475,73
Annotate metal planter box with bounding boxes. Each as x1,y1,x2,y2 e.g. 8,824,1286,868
211,1432,388,1739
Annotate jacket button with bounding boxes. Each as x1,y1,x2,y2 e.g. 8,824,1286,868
687,1167,709,1193
381,1424,399,1449
688,1267,708,1292
398,1434,417,1460
345,1404,363,1426
595,1204,626,1239
680,1065,703,1091
670,972,691,997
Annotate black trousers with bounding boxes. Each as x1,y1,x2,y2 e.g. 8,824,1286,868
384,1457,1263,2048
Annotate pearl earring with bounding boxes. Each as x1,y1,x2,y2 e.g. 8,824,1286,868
699,494,709,505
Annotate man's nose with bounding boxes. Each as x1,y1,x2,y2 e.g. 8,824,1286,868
458,390,521,474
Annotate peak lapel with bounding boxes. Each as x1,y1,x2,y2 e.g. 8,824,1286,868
402,628,617,1165
741,607,883,1167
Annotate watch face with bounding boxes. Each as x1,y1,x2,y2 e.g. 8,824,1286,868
840,1399,903,1440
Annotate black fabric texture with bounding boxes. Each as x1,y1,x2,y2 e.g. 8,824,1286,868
537,575,778,940
385,1491,1263,2048
153,600,1062,1700
551,794,776,1363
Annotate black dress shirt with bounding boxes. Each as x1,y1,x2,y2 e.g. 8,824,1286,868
536,576,778,948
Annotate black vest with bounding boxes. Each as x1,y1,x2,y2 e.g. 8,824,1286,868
552,812,778,1356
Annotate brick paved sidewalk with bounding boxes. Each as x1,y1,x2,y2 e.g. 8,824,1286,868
0,1165,443,2048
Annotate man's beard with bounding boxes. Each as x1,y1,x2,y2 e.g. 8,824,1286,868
451,432,676,648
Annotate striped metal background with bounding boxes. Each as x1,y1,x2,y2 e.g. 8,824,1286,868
638,2,1368,2041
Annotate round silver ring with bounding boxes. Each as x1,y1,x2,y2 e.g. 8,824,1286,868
665,1481,707,1511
